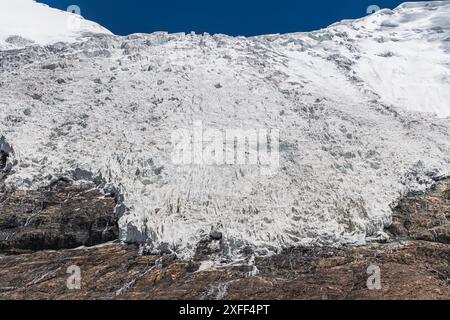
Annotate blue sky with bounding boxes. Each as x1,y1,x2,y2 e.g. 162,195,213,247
38,0,418,36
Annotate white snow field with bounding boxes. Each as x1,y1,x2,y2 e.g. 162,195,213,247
0,1,449,260
0,0,111,49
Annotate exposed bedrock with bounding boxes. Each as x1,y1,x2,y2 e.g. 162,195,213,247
0,179,448,299
0,178,119,254
388,177,450,244
0,136,14,189
0,239,448,300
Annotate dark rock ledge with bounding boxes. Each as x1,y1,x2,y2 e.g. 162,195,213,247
0,177,449,300
0,179,119,254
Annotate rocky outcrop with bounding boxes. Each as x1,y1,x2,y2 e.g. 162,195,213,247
388,178,450,244
0,179,118,254
0,240,448,300
0,151,7,171
0,137,12,188
0,179,448,299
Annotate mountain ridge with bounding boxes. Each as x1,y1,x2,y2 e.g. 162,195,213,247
0,1,449,260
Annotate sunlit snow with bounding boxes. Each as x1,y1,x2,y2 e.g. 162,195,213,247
0,1,449,259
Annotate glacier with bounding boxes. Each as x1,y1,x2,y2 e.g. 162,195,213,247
0,0,449,260
0,0,111,49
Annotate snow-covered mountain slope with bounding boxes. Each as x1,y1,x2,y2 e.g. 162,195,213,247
334,1,450,117
0,0,112,49
0,1,449,260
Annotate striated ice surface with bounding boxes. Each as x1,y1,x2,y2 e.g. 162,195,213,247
0,1,449,259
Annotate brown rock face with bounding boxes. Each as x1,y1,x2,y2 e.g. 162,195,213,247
388,178,450,244
0,179,449,300
0,179,118,253
0,241,448,300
